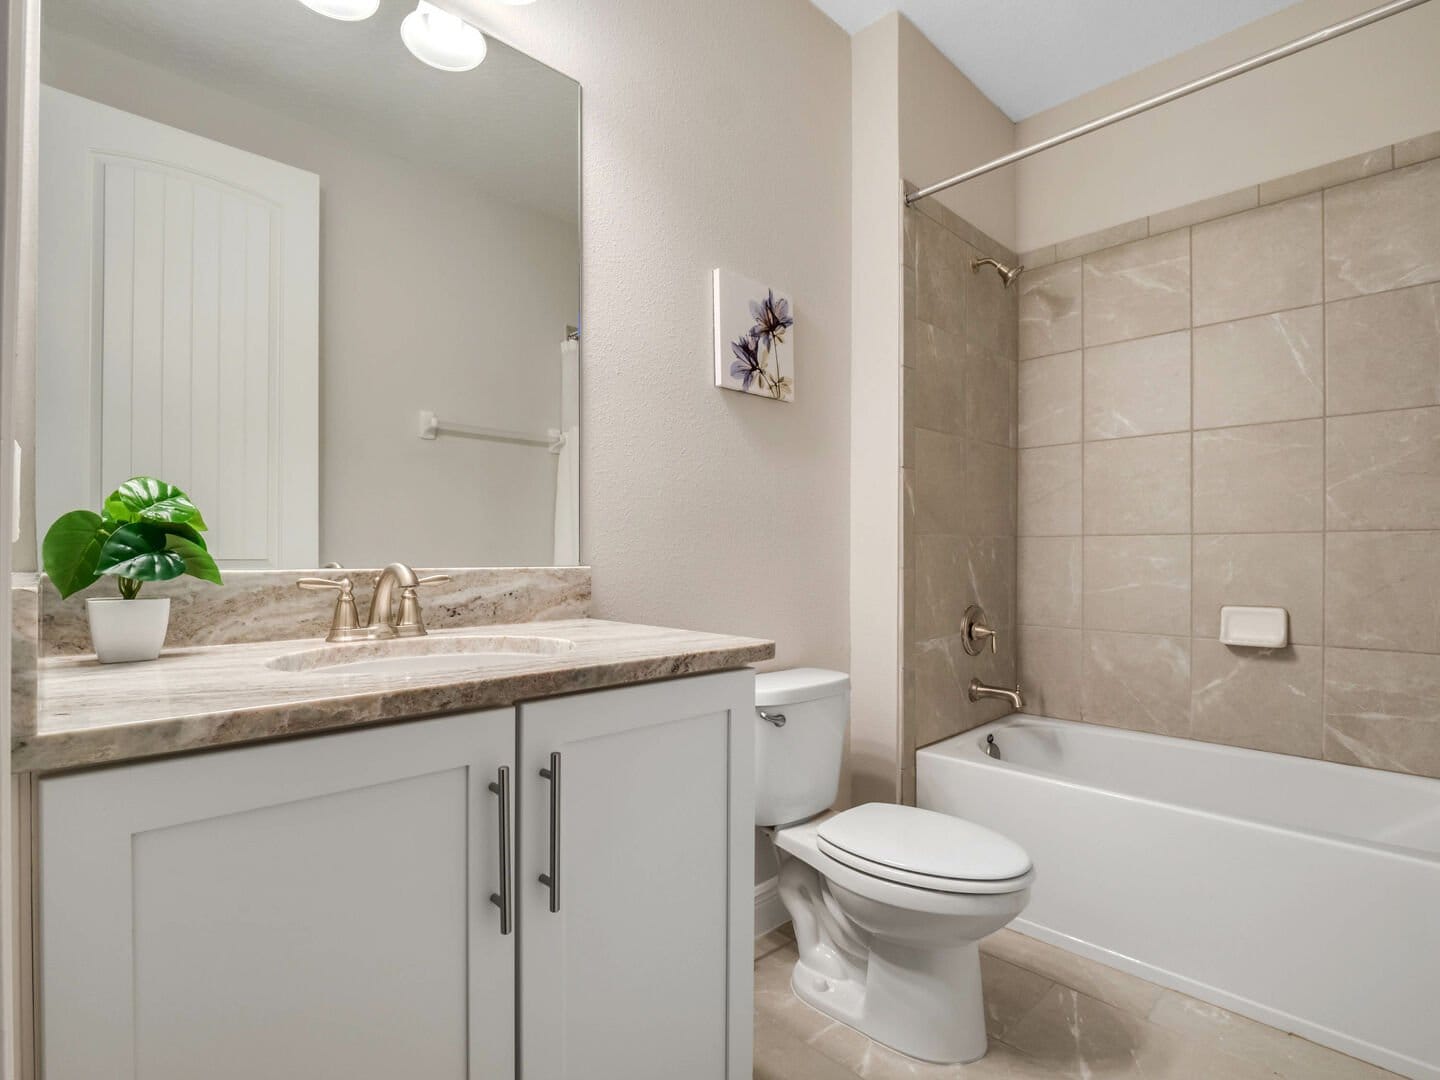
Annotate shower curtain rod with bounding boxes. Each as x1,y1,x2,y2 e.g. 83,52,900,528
905,0,1434,206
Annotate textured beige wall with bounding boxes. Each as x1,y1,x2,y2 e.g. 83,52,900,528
1014,136,1440,779
1015,0,1440,252
897,16,1015,252
449,0,853,672
847,14,902,806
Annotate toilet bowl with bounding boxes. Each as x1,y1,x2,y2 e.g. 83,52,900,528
755,669,1033,1064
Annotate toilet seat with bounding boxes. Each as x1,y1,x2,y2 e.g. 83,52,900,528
816,804,1032,895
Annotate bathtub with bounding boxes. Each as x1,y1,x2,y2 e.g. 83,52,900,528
917,714,1440,1079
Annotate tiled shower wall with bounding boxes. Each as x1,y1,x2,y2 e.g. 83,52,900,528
1014,132,1440,779
900,198,1019,802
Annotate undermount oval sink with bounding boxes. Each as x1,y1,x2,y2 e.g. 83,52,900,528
267,634,576,677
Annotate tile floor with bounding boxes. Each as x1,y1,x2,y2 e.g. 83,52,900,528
753,925,1397,1079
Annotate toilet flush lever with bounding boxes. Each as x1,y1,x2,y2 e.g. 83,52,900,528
759,710,787,728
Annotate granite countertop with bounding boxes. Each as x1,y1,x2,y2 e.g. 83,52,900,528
15,619,775,773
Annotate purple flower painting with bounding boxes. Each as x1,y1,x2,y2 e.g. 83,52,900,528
714,269,795,402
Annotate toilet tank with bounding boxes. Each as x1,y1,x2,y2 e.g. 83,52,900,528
754,668,850,827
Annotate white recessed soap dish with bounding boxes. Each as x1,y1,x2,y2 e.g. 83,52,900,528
1219,606,1289,648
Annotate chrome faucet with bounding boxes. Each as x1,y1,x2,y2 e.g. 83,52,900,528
969,678,1025,711
298,563,451,643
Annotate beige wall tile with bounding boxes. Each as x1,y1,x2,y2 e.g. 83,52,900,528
911,428,969,535
1019,444,1081,536
1193,307,1324,429
1148,187,1258,235
1257,147,1392,205
1193,420,1324,532
967,240,1020,362
1019,351,1081,448
1326,531,1440,653
1020,245,1057,270
1325,158,1440,300
1083,330,1191,440
1325,283,1440,415
1325,648,1440,778
964,439,1017,537
1084,434,1191,535
1191,641,1324,758
911,634,1016,748
1083,535,1190,635
1055,217,1148,262
965,341,1017,448
912,209,968,334
921,535,1013,642
1191,534,1323,645
1326,406,1440,531
1192,194,1322,325
1019,258,1081,360
1017,627,1082,721
1018,537,1081,628
1394,130,1440,168
902,319,964,435
1083,631,1191,736
1083,231,1191,347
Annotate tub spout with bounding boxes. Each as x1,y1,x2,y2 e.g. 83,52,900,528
969,678,1024,711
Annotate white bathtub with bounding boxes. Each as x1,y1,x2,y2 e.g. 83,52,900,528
917,714,1440,1079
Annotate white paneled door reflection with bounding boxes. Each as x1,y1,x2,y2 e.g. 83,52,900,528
38,87,320,567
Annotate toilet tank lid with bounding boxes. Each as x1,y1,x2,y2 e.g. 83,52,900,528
755,668,850,707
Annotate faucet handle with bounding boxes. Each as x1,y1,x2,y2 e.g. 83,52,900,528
961,605,999,655
297,577,361,641
417,574,452,586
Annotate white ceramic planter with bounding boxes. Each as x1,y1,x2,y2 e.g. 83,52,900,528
86,597,171,664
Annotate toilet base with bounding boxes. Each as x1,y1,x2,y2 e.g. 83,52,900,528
788,939,989,1065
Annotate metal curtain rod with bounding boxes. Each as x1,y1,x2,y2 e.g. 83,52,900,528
905,0,1434,206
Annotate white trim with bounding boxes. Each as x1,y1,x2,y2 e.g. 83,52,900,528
754,877,789,938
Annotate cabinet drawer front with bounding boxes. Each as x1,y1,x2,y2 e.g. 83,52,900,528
518,670,755,1080
38,711,515,1080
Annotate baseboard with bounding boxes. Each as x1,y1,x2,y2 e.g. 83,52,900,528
754,877,788,937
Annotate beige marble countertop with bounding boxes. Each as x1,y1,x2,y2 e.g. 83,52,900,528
15,619,774,773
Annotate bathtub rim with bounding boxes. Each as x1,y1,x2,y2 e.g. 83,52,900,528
919,713,1440,868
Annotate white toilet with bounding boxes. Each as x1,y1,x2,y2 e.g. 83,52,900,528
755,668,1034,1064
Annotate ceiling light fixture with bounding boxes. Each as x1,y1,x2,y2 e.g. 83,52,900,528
296,0,380,20
401,2,488,72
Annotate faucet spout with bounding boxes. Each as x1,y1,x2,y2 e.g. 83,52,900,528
969,677,1025,711
365,562,420,630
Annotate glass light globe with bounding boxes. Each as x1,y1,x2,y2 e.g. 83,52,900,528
297,0,381,20
401,2,488,72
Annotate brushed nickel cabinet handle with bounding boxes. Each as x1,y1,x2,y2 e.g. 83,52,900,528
538,752,561,913
488,766,513,935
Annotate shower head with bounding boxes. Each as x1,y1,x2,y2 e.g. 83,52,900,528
971,256,1024,288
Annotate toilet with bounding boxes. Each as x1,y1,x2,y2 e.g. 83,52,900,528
755,668,1034,1065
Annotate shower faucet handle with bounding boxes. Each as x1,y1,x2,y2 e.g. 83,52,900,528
961,605,998,656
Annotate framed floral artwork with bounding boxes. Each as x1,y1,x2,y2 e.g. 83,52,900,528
713,269,795,402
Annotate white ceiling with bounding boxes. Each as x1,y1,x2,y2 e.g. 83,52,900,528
809,0,1300,119
43,0,580,222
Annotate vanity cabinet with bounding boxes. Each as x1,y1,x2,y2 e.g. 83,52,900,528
36,671,754,1080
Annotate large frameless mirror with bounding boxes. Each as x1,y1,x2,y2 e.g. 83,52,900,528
36,0,581,569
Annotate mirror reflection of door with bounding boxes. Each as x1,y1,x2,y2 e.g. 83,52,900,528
38,86,320,568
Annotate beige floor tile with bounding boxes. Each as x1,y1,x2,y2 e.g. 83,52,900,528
754,1010,858,1080
1004,984,1280,1079
756,928,794,961
980,953,1054,1039
1147,991,1398,1079
980,930,1163,1019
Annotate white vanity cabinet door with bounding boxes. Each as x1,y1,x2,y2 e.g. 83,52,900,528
38,711,516,1080
517,670,755,1080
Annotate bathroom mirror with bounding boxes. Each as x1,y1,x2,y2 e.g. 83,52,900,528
34,0,581,569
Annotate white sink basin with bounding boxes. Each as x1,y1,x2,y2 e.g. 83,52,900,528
268,634,576,678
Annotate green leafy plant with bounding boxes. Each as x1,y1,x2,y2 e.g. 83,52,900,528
42,477,222,600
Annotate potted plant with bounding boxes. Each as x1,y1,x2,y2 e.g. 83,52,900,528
42,477,222,663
